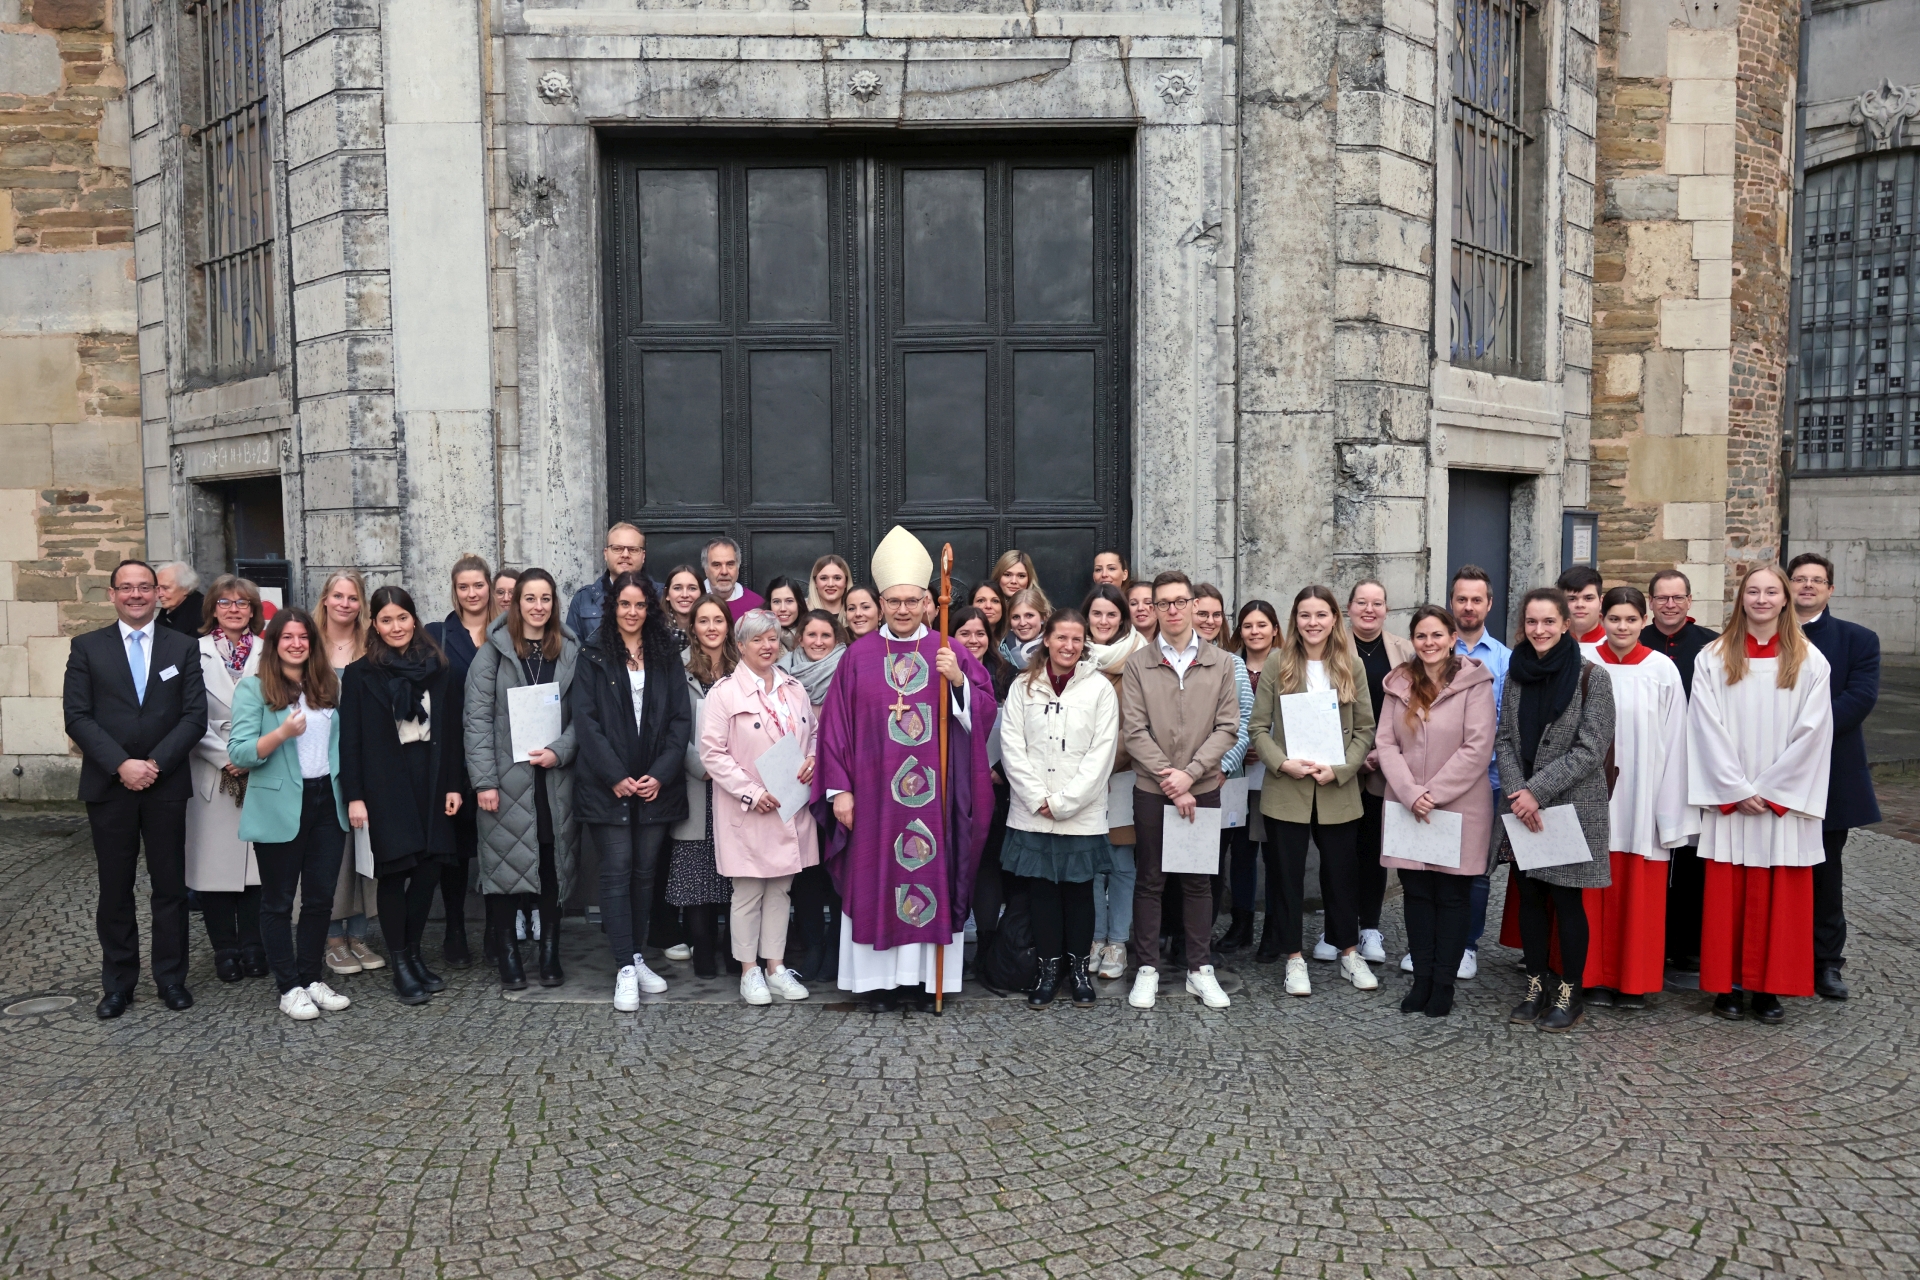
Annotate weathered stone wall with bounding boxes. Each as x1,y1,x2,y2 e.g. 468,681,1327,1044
0,0,139,800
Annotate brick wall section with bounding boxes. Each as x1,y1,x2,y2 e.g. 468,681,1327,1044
0,0,140,799
1723,0,1799,586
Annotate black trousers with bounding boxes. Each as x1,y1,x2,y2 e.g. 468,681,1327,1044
1517,874,1588,983
648,841,684,949
1355,789,1389,931
592,819,669,963
789,861,841,980
1267,815,1363,953
1815,828,1849,967
255,778,347,994
1666,841,1705,962
86,787,190,994
201,884,262,958
377,867,439,955
1029,877,1095,960
438,805,478,942
1226,824,1260,913
1399,868,1472,988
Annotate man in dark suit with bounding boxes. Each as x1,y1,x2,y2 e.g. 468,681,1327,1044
62,559,209,1018
1788,552,1880,1002
1641,568,1719,972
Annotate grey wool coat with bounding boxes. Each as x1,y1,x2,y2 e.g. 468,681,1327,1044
1494,656,1616,889
464,614,581,900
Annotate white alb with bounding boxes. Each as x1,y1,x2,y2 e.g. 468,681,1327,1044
1687,642,1835,868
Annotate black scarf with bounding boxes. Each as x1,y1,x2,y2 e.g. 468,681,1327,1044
376,649,439,724
1509,632,1581,775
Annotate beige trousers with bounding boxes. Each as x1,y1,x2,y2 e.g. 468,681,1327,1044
729,874,795,965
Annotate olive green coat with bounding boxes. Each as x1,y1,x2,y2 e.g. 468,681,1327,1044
1249,654,1377,825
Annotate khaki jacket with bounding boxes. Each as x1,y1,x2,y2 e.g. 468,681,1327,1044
1120,635,1242,797
1249,656,1377,825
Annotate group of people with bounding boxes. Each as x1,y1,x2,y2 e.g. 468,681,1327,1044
63,521,1878,1031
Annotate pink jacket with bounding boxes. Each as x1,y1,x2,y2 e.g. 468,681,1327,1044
699,663,820,879
1374,658,1496,876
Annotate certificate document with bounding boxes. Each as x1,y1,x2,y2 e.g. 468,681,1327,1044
1279,690,1346,768
1502,805,1594,870
1160,805,1224,874
753,732,812,819
1107,776,1136,828
507,682,563,764
1219,776,1250,829
1382,800,1463,869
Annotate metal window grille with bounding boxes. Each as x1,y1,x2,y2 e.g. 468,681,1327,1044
1796,151,1919,473
195,0,275,380
1450,0,1533,373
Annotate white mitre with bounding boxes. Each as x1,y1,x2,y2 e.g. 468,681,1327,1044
870,525,933,594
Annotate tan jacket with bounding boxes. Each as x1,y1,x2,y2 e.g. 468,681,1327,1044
1249,657,1377,825
1120,635,1242,797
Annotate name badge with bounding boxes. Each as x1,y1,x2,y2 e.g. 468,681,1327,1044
159,665,179,681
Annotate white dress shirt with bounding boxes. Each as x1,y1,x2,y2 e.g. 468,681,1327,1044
1156,630,1200,683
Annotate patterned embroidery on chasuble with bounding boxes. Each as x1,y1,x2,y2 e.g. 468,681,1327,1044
894,819,937,871
891,756,937,808
888,701,933,746
895,883,938,928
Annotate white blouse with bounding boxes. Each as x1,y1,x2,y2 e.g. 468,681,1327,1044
1305,659,1330,693
295,695,333,779
628,668,646,729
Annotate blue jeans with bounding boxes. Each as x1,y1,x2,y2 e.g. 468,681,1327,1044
1091,842,1136,945
328,914,368,940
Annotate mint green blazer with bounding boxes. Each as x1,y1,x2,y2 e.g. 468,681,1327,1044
228,676,348,845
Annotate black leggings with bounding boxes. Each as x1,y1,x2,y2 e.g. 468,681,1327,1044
1355,789,1388,930
378,867,439,955
1517,874,1589,981
1399,868,1472,987
439,807,477,941
1029,877,1095,960
201,884,262,957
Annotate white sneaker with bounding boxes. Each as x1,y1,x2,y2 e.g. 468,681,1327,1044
1340,952,1379,991
613,965,641,1012
1186,965,1231,1009
1400,952,1415,973
1458,948,1479,980
632,956,668,994
279,987,319,1021
1359,928,1387,964
1311,934,1339,961
1284,956,1312,997
664,943,692,961
740,967,772,1005
1128,966,1158,1009
766,966,810,1001
1097,942,1127,980
305,981,350,1011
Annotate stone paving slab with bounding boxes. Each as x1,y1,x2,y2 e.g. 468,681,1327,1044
3,806,1919,1278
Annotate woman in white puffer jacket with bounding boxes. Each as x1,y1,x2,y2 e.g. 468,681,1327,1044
997,608,1121,1009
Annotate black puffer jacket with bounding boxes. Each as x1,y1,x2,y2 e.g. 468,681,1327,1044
568,642,693,828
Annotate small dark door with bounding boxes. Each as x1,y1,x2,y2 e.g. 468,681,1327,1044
1447,469,1513,642
603,139,1130,596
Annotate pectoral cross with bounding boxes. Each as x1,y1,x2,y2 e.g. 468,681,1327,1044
889,690,912,725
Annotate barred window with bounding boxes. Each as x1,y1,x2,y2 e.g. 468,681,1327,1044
1796,151,1918,473
195,0,275,380
1450,0,1534,375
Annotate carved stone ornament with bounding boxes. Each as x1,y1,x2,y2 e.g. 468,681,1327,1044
170,451,183,477
278,435,293,462
536,70,575,105
1433,430,1448,458
847,69,884,101
503,173,562,241
1155,71,1199,107
1851,80,1920,152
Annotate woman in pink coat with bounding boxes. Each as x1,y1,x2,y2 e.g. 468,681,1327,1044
699,609,820,1006
1373,604,1496,1018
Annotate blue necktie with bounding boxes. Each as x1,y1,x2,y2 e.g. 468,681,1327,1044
128,629,147,704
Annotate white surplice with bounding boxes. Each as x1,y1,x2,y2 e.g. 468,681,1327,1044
1687,643,1834,868
1600,650,1695,859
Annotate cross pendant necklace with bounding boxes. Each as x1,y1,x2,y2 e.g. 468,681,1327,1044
883,635,914,725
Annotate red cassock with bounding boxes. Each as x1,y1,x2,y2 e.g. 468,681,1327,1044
1582,852,1667,994
1699,860,1815,997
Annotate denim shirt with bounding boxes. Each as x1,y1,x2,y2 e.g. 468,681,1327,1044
1456,631,1511,791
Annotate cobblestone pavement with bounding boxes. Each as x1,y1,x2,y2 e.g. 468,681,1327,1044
3,808,1919,1279
1868,766,1920,844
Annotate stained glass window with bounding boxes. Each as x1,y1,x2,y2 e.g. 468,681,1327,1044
195,0,275,380
1450,0,1533,374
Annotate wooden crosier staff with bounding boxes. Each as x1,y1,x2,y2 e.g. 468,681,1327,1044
935,543,953,1015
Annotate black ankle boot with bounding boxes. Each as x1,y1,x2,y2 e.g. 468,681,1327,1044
1254,923,1283,963
1510,973,1549,1023
241,946,270,978
1217,910,1255,953
214,950,245,983
1066,953,1097,1007
442,927,473,969
391,952,431,1005
407,947,446,993
1536,979,1583,1032
1400,976,1433,1014
495,926,527,991
539,933,564,987
1711,991,1745,1021
1751,992,1785,1024
1027,956,1060,1009
1423,983,1455,1018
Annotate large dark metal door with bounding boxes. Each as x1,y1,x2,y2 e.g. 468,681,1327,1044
604,139,1129,594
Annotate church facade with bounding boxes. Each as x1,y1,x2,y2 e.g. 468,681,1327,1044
121,0,1609,643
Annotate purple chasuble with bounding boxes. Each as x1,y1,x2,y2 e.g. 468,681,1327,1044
813,628,998,952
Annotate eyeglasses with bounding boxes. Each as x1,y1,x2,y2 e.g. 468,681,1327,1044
1788,575,1829,587
1650,594,1690,605
112,582,155,594
214,598,251,609
605,543,643,554
1154,598,1193,612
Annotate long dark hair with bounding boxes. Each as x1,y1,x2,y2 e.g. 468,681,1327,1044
258,607,338,711
1399,604,1460,730
1080,583,1133,646
685,594,740,687
366,585,447,668
508,567,563,661
596,570,677,673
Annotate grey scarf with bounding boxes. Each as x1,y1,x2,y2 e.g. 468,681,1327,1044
778,643,845,706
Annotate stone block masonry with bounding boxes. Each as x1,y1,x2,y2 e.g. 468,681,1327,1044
0,0,140,800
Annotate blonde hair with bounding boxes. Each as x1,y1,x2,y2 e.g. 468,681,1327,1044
807,554,852,615
991,549,1041,599
1275,584,1359,704
1006,587,1051,627
1715,564,1810,689
315,569,368,662
450,554,496,619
